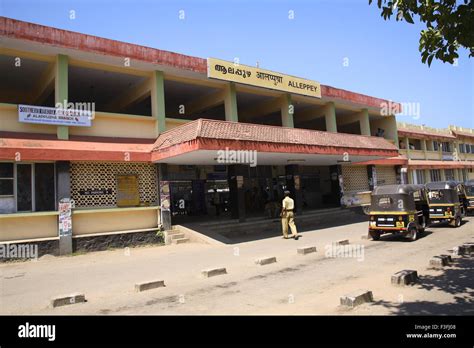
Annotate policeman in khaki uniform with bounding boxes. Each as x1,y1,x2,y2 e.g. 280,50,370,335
281,190,300,240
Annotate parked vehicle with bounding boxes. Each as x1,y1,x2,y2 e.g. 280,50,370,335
425,181,467,227
464,180,474,215
368,184,429,241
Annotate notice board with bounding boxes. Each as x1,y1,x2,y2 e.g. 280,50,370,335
117,175,140,207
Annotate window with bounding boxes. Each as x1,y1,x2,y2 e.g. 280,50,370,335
471,144,474,153
459,144,465,153
378,197,393,208
445,169,455,181
0,163,14,196
0,163,56,213
433,141,439,151
441,142,451,153
414,170,425,184
430,169,441,182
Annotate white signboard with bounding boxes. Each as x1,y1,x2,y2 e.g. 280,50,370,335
18,104,92,127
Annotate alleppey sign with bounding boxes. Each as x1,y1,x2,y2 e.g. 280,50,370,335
207,58,321,98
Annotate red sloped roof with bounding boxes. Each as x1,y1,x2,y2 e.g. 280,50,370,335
408,159,474,169
451,129,474,140
397,127,456,141
154,119,398,151
152,119,399,161
0,132,153,161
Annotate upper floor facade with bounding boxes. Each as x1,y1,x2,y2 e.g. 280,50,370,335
0,17,400,153
398,122,474,163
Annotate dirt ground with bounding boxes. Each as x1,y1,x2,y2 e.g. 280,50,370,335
1,216,472,315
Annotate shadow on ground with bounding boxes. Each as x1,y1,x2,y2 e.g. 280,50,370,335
373,256,474,315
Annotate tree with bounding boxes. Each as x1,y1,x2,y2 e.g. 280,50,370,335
369,0,474,66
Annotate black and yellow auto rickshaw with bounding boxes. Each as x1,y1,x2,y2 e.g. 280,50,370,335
425,181,466,227
368,184,429,241
465,180,474,215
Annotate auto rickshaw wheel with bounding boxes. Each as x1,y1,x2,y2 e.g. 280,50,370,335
418,217,426,233
369,230,380,240
453,216,461,228
408,226,417,241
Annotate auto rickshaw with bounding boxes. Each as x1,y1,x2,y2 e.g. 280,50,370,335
465,180,474,215
368,184,429,241
425,181,466,227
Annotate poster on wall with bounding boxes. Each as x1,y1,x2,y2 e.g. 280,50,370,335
58,198,73,236
159,181,171,211
117,175,140,207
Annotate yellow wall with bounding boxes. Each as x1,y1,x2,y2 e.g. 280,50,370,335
72,207,159,236
0,104,157,139
70,112,157,139
0,213,58,242
0,103,57,134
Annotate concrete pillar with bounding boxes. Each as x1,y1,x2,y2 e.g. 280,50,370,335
228,164,246,222
285,165,302,214
55,54,69,140
56,161,72,255
281,94,294,128
324,102,337,133
454,168,460,181
224,82,239,122
157,163,172,231
151,71,166,134
421,139,427,160
424,169,431,183
404,137,411,157
329,165,343,205
367,165,377,190
359,108,371,136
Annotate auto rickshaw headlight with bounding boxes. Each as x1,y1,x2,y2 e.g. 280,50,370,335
398,216,403,221
370,216,374,221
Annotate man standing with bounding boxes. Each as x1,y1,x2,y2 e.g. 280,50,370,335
281,190,300,240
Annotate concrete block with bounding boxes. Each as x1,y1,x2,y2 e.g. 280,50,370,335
201,267,227,278
255,256,277,266
439,254,452,263
51,293,86,308
297,246,317,255
336,239,350,246
172,237,189,244
135,280,165,292
340,290,373,308
429,255,449,269
391,270,418,286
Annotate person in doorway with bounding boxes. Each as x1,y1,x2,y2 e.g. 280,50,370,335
280,190,300,240
212,188,221,216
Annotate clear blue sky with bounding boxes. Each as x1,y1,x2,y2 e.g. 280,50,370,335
2,0,473,129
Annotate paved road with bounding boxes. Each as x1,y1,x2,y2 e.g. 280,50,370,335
1,216,473,315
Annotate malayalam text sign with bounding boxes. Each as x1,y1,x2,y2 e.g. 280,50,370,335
207,58,321,98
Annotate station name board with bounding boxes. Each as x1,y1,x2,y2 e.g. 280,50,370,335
18,104,92,127
207,58,321,98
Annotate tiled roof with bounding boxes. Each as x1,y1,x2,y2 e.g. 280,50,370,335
397,127,456,140
451,129,474,140
408,160,474,168
153,119,398,152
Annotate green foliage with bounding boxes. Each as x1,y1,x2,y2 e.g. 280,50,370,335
369,0,474,66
